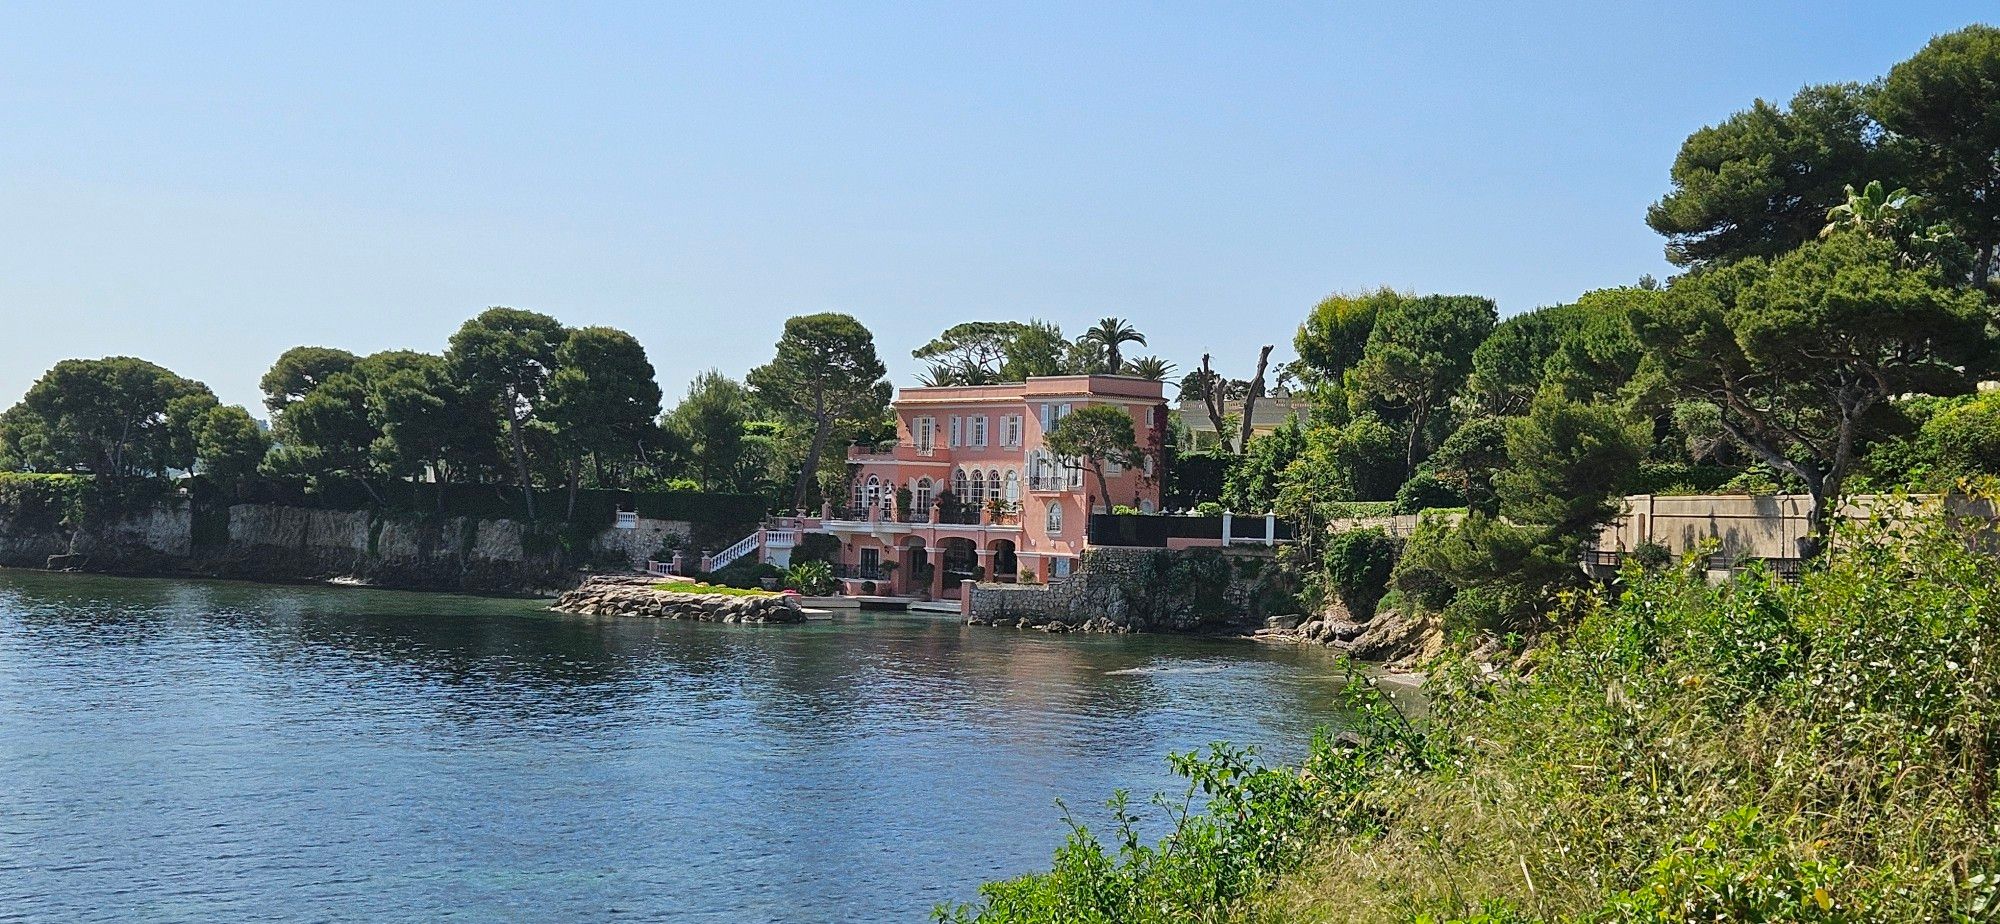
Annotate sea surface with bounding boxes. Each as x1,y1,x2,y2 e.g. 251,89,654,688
0,570,1355,922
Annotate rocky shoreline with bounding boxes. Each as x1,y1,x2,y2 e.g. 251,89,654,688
1252,605,1443,670
549,574,805,623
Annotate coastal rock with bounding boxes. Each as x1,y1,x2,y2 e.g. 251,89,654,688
548,575,804,624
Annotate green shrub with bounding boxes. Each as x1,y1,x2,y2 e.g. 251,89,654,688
1323,527,1399,618
939,677,1426,924
784,559,835,595
1254,498,2000,922
790,532,841,565
0,473,97,533
1394,471,1464,513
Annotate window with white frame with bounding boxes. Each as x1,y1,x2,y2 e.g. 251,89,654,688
914,416,936,454
852,478,866,510
1147,405,1158,428
1004,414,1022,447
969,470,985,506
864,476,881,509
1038,404,1053,432
954,468,969,500
1046,503,1063,533
1004,470,1020,502
971,415,988,448
949,416,963,447
915,477,934,511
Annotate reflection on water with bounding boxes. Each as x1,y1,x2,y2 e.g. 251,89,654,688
0,570,1354,923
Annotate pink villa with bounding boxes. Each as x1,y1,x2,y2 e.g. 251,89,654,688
801,374,1168,600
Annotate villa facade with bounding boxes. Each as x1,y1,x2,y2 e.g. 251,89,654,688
802,375,1168,599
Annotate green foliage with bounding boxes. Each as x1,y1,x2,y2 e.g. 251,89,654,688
1874,24,2000,277
0,357,224,477
259,346,358,415
941,678,1425,924
542,326,664,501
789,532,842,566
1282,506,2000,922
783,559,835,595
1294,288,1398,383
1393,471,1463,514
0,473,98,532
1424,417,1509,514
1494,395,1649,538
747,312,892,508
1077,318,1148,374
1045,404,1142,505
1323,528,1398,618
1646,83,1884,268
1165,446,1233,509
1634,231,1986,538
651,580,775,597
914,321,1034,385
1350,294,1498,474
1222,421,1304,514
447,307,568,517
191,404,270,482
665,370,754,492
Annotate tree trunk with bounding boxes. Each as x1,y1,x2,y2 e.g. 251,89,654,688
1236,345,1274,454
1801,469,1829,560
794,417,830,512
505,399,536,522
1200,355,1231,451
565,455,582,522
1404,403,1428,479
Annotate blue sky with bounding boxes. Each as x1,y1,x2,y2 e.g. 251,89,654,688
1,2,1992,413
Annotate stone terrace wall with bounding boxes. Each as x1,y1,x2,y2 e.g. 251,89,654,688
965,545,1279,634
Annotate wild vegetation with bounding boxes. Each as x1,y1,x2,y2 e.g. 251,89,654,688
948,23,2000,922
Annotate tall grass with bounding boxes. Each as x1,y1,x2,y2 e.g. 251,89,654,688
948,496,2000,922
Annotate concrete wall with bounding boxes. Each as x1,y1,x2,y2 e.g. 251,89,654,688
1592,493,1940,561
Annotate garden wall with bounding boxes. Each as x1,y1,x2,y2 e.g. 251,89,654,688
0,499,727,594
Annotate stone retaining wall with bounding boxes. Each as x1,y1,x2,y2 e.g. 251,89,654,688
965,546,1282,634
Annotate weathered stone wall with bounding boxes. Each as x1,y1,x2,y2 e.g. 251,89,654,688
0,501,712,594
965,546,1279,634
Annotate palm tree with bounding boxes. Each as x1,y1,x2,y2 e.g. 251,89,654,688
1126,356,1175,382
1078,318,1147,374
1822,180,1921,239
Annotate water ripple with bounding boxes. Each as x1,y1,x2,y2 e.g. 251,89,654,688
0,570,1352,922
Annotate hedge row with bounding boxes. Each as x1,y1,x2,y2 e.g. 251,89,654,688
218,476,767,527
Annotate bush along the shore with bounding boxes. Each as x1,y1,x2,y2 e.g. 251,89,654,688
936,676,1428,924
946,500,2000,922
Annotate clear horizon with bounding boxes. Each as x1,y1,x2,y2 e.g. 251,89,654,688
2,2,1991,413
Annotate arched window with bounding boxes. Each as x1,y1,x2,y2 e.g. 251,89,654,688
852,477,866,511
1046,503,1063,533
864,476,881,510
915,477,934,511
1004,470,1020,502
969,470,986,506
954,468,970,501
988,470,1001,502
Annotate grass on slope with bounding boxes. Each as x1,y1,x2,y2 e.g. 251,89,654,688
942,495,2000,923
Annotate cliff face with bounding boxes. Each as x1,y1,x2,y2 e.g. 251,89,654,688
0,501,725,594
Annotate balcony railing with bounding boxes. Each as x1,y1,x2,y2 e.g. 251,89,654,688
833,562,891,580
1028,474,1077,492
